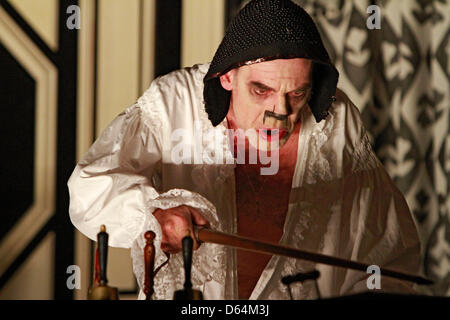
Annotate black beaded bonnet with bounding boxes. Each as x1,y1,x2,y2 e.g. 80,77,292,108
203,0,339,126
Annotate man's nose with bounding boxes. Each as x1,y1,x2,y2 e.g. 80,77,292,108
273,94,291,116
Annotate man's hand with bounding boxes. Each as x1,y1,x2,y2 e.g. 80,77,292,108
153,205,209,254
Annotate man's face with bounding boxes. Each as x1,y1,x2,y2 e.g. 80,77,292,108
220,58,313,149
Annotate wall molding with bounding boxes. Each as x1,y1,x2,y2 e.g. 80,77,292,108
0,6,57,277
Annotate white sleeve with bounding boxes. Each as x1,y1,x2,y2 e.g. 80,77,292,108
67,95,218,277
337,117,422,295
68,102,162,248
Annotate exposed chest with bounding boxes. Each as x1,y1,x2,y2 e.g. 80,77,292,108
234,130,299,242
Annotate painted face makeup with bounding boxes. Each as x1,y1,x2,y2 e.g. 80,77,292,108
258,110,289,143
221,58,313,151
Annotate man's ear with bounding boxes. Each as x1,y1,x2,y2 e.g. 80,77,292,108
219,70,234,91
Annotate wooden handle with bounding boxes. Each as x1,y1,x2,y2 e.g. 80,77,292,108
194,226,433,285
97,225,108,285
144,231,156,300
182,235,193,289
93,248,100,286
88,225,120,300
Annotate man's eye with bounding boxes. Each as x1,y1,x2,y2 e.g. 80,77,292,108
292,90,305,97
254,88,268,95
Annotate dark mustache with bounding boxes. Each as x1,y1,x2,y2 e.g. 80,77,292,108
263,110,288,123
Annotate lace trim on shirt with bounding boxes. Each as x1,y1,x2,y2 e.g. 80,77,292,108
281,206,317,299
137,81,162,139
303,111,335,185
267,257,318,300
351,133,381,173
191,95,236,189
130,188,227,299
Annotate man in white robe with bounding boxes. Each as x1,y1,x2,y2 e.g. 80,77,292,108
68,0,421,300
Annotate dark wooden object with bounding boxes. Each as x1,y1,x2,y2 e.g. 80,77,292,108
144,231,156,300
194,226,432,286
173,234,203,300
87,225,119,300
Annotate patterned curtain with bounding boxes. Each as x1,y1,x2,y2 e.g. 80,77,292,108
239,0,450,295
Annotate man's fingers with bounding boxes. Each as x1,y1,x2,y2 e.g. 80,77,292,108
154,205,209,253
188,229,201,251
186,206,209,227
185,207,208,250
